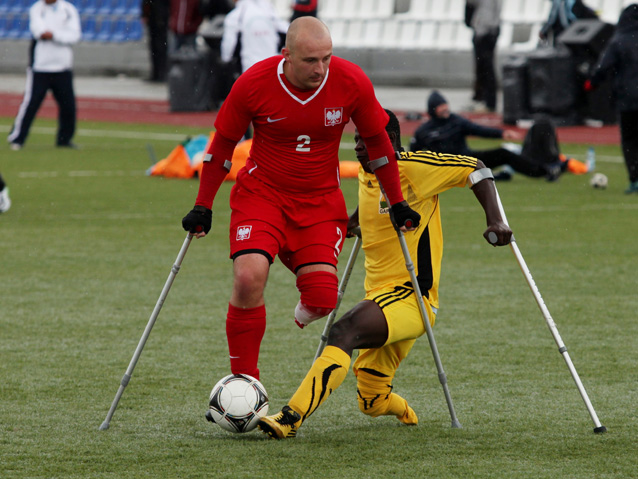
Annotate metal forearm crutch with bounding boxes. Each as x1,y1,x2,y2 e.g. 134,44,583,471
490,186,606,434
99,233,194,430
314,228,362,361
379,186,462,429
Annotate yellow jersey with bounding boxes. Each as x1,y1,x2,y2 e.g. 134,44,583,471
358,150,478,309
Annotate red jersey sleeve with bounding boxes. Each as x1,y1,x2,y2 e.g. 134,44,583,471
362,131,404,205
194,133,238,209
213,72,255,142
348,67,404,205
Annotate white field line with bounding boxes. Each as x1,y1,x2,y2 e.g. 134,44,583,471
0,124,190,141
17,170,146,178
1,125,357,147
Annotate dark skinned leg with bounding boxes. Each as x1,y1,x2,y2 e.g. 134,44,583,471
285,300,388,422
326,300,389,357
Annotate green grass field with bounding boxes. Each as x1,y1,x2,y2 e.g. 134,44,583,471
1,116,636,478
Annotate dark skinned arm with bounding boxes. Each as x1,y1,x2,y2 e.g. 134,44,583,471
470,161,513,246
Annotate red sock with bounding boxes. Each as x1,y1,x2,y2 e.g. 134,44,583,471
226,303,266,380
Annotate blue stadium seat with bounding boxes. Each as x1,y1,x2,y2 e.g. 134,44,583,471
0,16,7,37
82,0,99,15
111,0,127,15
6,14,26,39
126,0,140,16
20,0,33,12
18,12,31,38
110,17,128,41
1,0,20,14
81,15,98,40
97,0,112,15
126,17,142,41
95,17,113,41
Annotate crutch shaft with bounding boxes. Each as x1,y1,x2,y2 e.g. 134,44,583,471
376,179,461,428
99,233,193,430
395,229,461,428
314,233,362,361
492,187,605,433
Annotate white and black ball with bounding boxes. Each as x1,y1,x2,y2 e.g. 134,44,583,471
207,374,269,433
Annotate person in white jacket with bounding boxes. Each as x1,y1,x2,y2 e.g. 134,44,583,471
8,0,81,150
221,0,288,73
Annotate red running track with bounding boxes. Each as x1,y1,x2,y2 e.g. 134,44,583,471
0,92,621,145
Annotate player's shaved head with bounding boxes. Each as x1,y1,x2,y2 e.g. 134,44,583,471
282,16,333,90
285,16,331,54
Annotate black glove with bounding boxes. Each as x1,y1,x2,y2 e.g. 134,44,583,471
182,205,212,234
390,202,421,230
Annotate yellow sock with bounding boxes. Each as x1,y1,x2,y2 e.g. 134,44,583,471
288,345,351,422
356,370,418,425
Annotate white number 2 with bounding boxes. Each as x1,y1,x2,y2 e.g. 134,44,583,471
296,135,311,152
333,227,343,259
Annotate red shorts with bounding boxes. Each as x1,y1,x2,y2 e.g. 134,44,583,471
229,169,348,272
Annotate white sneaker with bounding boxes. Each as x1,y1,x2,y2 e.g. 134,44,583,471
0,187,11,213
9,143,22,151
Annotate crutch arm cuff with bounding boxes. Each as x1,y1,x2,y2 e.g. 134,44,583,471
467,168,494,188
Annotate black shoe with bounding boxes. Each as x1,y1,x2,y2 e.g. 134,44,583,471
494,171,513,181
544,163,562,182
57,143,79,149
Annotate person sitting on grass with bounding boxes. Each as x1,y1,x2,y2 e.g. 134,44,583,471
257,109,513,439
410,90,563,182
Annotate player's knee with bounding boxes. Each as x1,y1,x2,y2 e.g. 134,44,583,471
294,271,338,328
233,269,267,305
327,311,356,343
356,370,393,418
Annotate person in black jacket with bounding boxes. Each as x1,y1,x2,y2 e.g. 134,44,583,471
410,91,562,181
588,4,638,194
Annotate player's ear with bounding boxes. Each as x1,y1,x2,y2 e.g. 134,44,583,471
388,131,398,148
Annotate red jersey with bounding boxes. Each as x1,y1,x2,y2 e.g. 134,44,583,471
214,55,389,197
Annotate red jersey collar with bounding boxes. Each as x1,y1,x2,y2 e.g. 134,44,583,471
277,58,330,105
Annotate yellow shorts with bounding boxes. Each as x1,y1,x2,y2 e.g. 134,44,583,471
353,283,436,378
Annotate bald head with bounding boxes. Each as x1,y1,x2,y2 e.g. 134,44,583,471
282,17,333,90
285,16,332,54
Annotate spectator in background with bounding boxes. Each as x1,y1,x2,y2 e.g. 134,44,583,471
410,91,563,181
142,0,170,82
0,174,10,213
290,0,317,22
539,0,598,45
588,4,638,194
221,0,289,74
169,0,204,50
8,0,81,150
465,0,502,113
221,0,288,138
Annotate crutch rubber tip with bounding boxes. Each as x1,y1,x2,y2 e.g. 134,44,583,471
99,422,110,430
594,425,607,434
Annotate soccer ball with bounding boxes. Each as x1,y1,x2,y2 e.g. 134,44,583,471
590,173,608,189
208,374,269,433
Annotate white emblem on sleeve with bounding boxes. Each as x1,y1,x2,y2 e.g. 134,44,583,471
236,225,252,240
